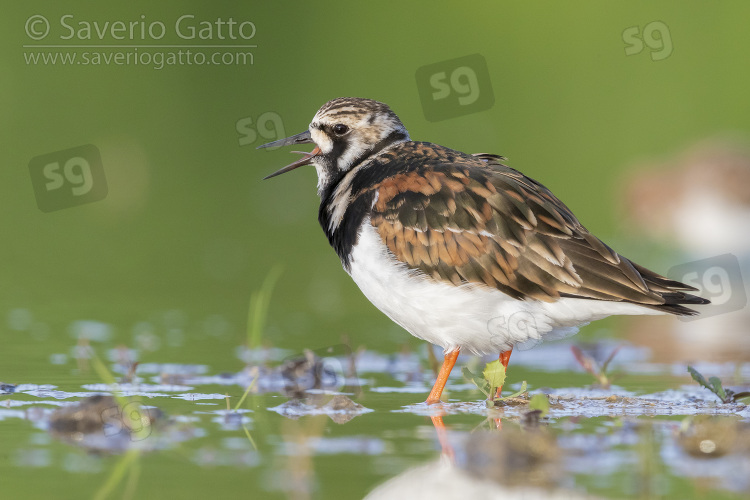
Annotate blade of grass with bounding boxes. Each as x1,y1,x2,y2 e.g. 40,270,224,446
242,423,258,451
89,348,130,410
247,266,283,351
233,368,259,411
93,448,140,500
122,453,141,500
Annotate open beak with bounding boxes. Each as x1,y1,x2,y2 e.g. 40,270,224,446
257,130,321,180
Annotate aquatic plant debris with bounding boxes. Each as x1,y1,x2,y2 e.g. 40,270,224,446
687,365,750,404
463,360,527,406
269,395,372,424
0,383,16,394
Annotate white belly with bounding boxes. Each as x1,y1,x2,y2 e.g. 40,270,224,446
347,222,662,355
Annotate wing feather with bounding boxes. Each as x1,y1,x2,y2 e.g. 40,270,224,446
365,151,706,313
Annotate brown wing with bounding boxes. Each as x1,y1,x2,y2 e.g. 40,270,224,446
368,154,706,314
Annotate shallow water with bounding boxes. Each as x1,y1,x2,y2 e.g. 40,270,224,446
1,338,749,500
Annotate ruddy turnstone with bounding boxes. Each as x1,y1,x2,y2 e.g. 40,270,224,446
258,97,709,404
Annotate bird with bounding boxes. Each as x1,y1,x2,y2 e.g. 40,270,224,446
258,97,709,404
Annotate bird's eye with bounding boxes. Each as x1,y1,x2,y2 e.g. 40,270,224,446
333,124,349,136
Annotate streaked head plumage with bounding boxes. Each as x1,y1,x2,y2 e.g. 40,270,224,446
259,97,410,189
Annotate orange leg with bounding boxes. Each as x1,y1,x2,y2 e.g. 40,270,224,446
426,349,460,404
494,349,513,399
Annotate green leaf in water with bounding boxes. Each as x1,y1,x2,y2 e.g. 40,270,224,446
688,366,712,391
462,366,490,397
708,376,727,401
688,365,732,403
528,393,550,417
482,360,506,391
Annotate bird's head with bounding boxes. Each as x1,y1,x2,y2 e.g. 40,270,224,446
258,97,410,192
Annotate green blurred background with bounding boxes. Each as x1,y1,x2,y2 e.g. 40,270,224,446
2,0,749,375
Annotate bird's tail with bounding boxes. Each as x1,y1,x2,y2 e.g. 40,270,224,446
630,262,711,316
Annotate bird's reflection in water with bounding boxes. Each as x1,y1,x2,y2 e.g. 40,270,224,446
366,411,597,500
